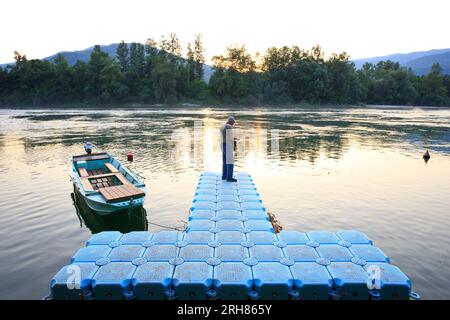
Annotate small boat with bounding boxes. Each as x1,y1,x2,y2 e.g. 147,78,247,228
71,152,146,215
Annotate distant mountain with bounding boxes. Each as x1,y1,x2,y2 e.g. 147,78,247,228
0,43,214,82
352,48,450,75
46,43,122,65
403,51,450,75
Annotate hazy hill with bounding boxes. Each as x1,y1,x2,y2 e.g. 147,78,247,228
403,51,450,75
352,48,450,75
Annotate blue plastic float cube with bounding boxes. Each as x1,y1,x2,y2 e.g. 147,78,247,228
239,195,262,203
216,231,246,244
363,263,411,300
184,231,215,244
50,263,98,299
195,188,217,196
91,262,136,300
290,262,333,300
193,194,217,202
327,262,370,300
217,194,239,202
253,262,294,300
283,245,319,262
234,172,252,178
187,220,215,231
241,202,265,211
71,245,112,263
172,262,213,300
152,231,183,244
336,230,372,244
198,177,216,182
196,186,217,193
217,189,238,196
242,210,269,220
277,231,309,244
316,245,353,262
215,245,249,261
216,201,241,211
86,231,122,245
191,201,216,211
217,183,238,190
199,176,218,181
307,231,340,244
144,245,179,261
109,245,145,262
215,220,244,231
249,245,284,261
119,231,152,245
237,181,256,187
349,245,390,263
245,220,274,232
197,179,217,185
216,210,242,220
132,262,174,300
213,262,253,300
179,245,214,262
200,172,219,177
246,231,277,244
189,210,215,221
238,189,259,196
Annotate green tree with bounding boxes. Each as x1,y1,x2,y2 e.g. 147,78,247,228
210,45,258,101
85,45,112,101
186,42,196,82
152,61,178,103
51,53,74,102
419,63,448,106
326,52,360,103
193,34,205,81
116,41,129,72
99,61,125,102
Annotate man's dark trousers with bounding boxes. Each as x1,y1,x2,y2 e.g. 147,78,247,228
222,143,234,181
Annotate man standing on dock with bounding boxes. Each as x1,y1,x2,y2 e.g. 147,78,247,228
220,116,237,182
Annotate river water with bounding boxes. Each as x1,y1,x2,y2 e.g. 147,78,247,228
0,106,449,299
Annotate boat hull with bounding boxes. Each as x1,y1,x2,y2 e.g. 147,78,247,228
74,184,146,215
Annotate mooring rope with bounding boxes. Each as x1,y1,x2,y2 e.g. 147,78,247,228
146,220,187,232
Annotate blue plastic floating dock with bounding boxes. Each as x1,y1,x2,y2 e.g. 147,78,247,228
50,172,417,300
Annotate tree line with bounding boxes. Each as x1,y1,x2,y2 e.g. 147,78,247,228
0,33,449,106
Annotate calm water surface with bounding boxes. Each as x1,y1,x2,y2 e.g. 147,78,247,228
0,106,449,299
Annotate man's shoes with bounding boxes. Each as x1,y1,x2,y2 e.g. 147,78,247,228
226,178,237,182
222,177,226,180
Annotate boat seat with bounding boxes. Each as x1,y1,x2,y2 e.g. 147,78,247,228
105,163,119,173
99,184,145,203
78,167,89,177
80,177,95,192
73,153,110,162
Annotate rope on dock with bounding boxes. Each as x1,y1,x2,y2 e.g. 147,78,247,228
268,211,283,233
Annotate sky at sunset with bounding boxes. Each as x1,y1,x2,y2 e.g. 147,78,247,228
1,0,449,64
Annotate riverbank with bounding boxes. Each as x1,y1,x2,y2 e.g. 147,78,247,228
1,102,449,110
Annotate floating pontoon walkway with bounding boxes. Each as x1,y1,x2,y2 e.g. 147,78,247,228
50,172,417,300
